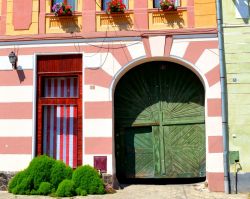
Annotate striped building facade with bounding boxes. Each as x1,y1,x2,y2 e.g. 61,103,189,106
0,0,224,192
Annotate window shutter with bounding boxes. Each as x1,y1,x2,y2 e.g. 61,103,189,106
235,0,249,18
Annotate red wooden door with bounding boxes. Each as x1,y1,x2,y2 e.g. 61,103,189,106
36,54,82,168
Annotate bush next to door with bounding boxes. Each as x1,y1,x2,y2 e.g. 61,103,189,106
8,155,106,196
72,165,105,195
50,160,73,188
8,155,56,194
37,182,53,195
56,179,75,197
8,155,73,195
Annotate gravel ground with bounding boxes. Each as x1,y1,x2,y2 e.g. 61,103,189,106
0,184,248,199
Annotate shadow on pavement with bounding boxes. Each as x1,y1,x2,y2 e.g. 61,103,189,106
118,177,206,189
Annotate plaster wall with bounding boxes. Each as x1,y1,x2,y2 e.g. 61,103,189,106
5,0,39,35
194,0,217,27
0,0,2,16
222,0,250,192
222,0,250,172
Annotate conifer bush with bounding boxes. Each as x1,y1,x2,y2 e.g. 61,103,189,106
72,165,105,195
8,155,57,195
50,160,73,189
56,179,75,197
11,176,32,195
37,182,53,195
75,187,87,196
8,169,28,193
28,155,55,190
8,156,107,196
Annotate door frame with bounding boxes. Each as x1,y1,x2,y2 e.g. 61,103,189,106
32,53,84,166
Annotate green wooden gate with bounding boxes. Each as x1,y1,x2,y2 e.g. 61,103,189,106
115,62,205,179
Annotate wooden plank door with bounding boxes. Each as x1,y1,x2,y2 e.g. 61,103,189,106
122,127,154,178
115,61,205,178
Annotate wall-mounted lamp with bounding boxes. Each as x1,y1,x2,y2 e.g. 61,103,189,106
8,51,18,70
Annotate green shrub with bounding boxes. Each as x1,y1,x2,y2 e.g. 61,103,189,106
75,187,87,196
50,160,73,189
28,155,56,190
8,156,106,196
37,182,52,195
11,176,33,195
8,155,56,195
8,170,28,193
72,165,105,195
56,179,75,197
30,189,38,195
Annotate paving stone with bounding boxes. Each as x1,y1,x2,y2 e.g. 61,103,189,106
0,183,248,199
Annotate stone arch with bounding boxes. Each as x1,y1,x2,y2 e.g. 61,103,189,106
110,56,223,190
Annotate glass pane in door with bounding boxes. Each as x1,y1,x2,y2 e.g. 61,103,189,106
42,105,77,168
42,76,78,98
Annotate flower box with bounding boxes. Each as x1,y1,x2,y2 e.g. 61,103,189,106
160,0,177,11
52,2,73,16
106,0,126,14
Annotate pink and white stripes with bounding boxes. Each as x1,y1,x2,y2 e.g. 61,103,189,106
44,77,78,98
43,105,77,168
0,38,224,191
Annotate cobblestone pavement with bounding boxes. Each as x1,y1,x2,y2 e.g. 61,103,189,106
0,184,248,199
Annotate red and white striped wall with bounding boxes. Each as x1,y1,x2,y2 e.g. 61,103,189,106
0,35,223,192
83,36,224,192
0,70,33,171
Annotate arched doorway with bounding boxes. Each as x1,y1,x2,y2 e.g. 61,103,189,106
114,61,205,181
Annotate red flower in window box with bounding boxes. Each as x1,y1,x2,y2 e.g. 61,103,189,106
52,2,73,16
106,0,126,14
160,0,177,11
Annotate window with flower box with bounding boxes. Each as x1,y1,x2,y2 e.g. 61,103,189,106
52,0,76,11
36,54,82,168
153,0,180,10
102,0,128,12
